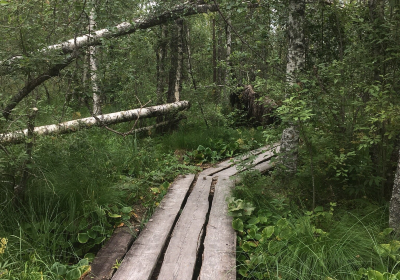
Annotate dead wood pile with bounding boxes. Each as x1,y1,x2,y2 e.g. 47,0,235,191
230,85,279,126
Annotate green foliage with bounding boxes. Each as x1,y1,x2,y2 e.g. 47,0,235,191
230,170,398,280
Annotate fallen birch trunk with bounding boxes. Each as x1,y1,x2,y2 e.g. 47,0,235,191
0,101,189,145
0,3,218,74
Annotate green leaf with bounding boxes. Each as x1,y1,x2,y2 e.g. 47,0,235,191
51,262,67,275
108,213,121,218
276,218,288,228
248,217,260,225
84,253,95,261
259,216,268,224
0,1,9,5
121,206,132,214
268,240,285,255
367,270,384,280
242,241,257,252
232,218,244,232
87,230,97,239
381,228,394,236
78,258,89,267
78,233,89,244
314,206,324,212
91,225,103,232
262,226,275,239
94,236,106,244
66,268,81,280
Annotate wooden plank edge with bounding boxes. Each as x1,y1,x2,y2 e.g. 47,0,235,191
83,227,135,280
199,176,236,280
210,145,279,177
200,144,278,177
111,174,195,280
157,176,213,280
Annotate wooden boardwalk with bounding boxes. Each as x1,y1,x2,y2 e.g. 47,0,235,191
85,145,279,280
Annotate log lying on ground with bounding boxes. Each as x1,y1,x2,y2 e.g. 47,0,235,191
0,101,189,144
0,3,218,74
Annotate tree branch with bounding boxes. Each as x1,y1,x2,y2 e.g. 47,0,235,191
0,2,218,74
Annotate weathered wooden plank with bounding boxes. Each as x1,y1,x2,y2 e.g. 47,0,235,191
112,174,195,280
200,146,268,176
199,176,236,280
83,227,135,280
213,145,279,177
253,159,274,173
157,176,213,280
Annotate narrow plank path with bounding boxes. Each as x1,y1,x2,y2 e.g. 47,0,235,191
198,176,236,280
86,144,279,280
111,174,195,280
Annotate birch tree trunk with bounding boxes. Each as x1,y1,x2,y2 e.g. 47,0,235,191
0,101,189,145
156,24,168,105
89,5,102,115
279,0,305,174
224,13,232,98
167,19,184,103
390,149,400,231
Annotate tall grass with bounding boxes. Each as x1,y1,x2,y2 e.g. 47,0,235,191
0,121,254,278
233,171,396,280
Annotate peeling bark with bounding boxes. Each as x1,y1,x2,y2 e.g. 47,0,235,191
89,5,102,116
0,101,190,145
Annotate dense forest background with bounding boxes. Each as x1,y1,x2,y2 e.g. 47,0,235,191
1,0,400,279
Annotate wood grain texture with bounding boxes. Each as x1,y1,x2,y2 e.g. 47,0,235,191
157,176,213,280
200,146,269,176
112,174,195,280
198,176,236,280
83,227,135,280
213,145,279,177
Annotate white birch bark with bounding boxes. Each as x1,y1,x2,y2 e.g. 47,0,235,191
89,5,102,115
0,101,189,144
0,3,218,75
174,19,184,102
279,0,305,174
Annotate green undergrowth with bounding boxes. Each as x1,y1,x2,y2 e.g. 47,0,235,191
0,123,260,279
230,171,398,280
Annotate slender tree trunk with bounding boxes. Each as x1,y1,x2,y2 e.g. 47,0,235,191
174,19,184,102
185,22,209,128
279,0,305,174
13,107,38,200
167,19,183,103
224,13,232,98
212,18,217,84
89,4,102,115
156,24,168,105
390,149,400,231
